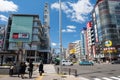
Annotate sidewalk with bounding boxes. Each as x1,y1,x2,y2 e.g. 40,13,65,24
37,64,79,80
0,64,79,80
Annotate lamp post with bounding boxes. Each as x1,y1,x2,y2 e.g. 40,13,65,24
59,0,62,74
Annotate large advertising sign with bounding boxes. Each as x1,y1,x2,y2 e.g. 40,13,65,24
12,33,29,39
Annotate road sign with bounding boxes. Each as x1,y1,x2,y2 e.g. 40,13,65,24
105,40,112,47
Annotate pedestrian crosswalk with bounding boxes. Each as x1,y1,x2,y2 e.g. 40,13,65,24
79,76,120,80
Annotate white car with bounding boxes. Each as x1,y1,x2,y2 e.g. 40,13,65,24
61,60,73,66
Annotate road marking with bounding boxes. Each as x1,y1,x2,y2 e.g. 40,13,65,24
110,76,120,79
35,75,43,80
102,77,112,80
93,78,101,80
79,76,90,80
78,76,120,80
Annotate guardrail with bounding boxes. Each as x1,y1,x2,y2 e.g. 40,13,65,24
0,66,10,74
57,67,77,76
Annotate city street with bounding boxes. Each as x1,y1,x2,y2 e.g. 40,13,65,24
55,63,120,80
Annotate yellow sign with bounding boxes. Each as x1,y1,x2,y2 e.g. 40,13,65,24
70,49,76,54
105,40,112,47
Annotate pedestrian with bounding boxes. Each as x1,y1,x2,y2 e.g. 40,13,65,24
19,62,26,79
28,60,34,78
9,65,14,76
9,62,14,77
23,62,27,78
39,61,44,76
17,62,21,77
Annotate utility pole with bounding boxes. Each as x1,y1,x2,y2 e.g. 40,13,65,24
59,0,62,74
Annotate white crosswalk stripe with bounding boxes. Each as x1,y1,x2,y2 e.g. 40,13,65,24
79,76,90,80
78,76,120,80
118,76,120,78
110,76,120,80
102,77,112,80
93,78,101,80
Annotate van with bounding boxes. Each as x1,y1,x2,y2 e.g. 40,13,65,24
61,60,73,66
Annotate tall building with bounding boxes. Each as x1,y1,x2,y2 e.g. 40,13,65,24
4,14,50,63
92,0,120,61
0,24,5,51
67,43,76,60
74,40,81,61
80,28,87,60
86,21,95,60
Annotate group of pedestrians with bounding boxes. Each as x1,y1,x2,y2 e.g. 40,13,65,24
9,60,44,79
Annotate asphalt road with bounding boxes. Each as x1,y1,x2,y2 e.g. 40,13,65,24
55,63,120,80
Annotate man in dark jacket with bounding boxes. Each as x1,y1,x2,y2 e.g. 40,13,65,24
28,61,34,78
39,61,44,76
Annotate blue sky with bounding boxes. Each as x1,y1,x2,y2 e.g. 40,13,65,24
0,0,96,49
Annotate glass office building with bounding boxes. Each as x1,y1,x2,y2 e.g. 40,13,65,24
92,0,120,61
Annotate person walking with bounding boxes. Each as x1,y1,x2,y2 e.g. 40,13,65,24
9,62,14,77
39,61,44,76
19,62,26,79
28,60,34,78
9,65,14,76
23,62,27,78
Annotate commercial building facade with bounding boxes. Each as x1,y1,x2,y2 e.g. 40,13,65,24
92,0,120,61
3,14,51,63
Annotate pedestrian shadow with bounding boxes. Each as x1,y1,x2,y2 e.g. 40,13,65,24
9,75,37,79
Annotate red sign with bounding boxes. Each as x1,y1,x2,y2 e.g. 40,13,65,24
12,33,29,39
12,33,19,39
87,21,92,29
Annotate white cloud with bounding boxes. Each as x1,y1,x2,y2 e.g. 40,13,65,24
72,40,80,43
62,25,76,33
51,0,93,23
67,25,76,29
51,42,57,46
0,0,18,12
0,15,8,22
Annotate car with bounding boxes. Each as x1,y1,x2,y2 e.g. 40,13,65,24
111,60,120,64
54,58,60,65
61,60,73,66
79,60,94,66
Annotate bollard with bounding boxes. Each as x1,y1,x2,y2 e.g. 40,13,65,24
75,69,77,76
69,68,71,75
57,67,59,74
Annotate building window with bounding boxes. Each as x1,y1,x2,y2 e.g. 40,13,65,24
33,28,38,34
33,35,39,41
9,42,16,49
33,22,38,27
